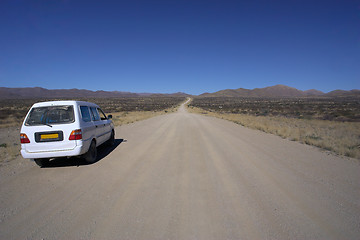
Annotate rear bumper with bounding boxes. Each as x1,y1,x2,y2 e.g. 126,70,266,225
21,145,87,159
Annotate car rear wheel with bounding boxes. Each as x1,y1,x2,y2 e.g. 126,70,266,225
34,158,50,167
84,140,97,164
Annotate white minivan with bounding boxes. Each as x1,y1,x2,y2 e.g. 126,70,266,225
20,101,115,167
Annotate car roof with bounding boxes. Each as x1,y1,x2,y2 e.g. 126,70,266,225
32,100,99,108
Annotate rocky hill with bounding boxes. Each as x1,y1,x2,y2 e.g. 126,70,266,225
199,85,359,98
0,87,189,99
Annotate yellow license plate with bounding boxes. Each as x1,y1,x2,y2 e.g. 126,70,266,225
41,133,59,139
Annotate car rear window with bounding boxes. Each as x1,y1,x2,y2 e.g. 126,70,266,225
25,105,75,126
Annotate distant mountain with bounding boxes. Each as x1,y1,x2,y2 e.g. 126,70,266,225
0,87,139,99
0,87,190,99
252,85,311,97
200,85,309,97
1,86,358,99
304,89,324,96
202,84,359,98
149,92,192,98
324,89,360,98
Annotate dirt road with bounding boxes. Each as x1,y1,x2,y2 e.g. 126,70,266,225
1,102,359,239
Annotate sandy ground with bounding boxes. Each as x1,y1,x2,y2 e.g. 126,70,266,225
0,102,359,239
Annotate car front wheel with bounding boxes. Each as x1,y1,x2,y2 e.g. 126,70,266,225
107,130,115,146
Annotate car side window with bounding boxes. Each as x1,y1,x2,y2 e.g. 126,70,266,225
80,106,92,122
90,107,100,121
97,108,107,120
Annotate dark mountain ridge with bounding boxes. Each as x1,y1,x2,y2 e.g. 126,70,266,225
0,85,358,99
199,85,360,98
0,87,190,99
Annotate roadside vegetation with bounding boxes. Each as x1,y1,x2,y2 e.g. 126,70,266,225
0,97,185,128
0,97,185,163
188,97,360,159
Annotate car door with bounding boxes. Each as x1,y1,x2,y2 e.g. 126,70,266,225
79,105,96,146
89,107,106,145
97,107,112,140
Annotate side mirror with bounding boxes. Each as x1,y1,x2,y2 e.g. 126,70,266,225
108,114,112,119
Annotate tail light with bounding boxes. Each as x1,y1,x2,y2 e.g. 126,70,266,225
69,129,82,140
20,133,30,144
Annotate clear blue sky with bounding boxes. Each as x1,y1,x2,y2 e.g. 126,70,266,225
0,0,359,95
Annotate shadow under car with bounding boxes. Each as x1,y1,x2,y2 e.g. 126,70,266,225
41,138,124,168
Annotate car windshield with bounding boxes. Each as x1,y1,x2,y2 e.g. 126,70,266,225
25,105,75,126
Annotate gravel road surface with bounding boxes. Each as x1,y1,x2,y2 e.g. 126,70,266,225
0,102,359,239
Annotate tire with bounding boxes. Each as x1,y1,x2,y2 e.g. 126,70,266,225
34,158,49,167
84,140,97,164
107,130,115,146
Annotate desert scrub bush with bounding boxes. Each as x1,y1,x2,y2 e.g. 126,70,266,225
89,97,186,112
190,97,360,122
188,106,360,159
109,102,183,126
0,97,186,128
0,127,21,163
109,111,160,126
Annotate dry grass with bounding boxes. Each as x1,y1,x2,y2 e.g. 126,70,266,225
188,106,360,159
109,106,179,126
0,127,21,164
189,96,360,122
0,118,23,128
0,97,186,128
